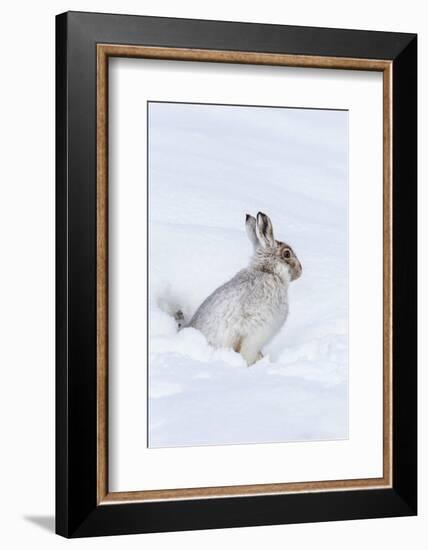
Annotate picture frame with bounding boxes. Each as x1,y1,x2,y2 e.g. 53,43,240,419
56,11,417,538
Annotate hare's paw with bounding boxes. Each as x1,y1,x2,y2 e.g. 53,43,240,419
239,340,262,366
173,309,185,330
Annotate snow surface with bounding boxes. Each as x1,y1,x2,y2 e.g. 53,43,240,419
148,102,348,448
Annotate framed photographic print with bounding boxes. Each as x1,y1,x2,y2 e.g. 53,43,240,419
56,11,417,538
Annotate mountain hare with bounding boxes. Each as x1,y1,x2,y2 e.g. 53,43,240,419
189,212,302,365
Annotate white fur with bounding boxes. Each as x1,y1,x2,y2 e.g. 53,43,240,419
188,213,301,365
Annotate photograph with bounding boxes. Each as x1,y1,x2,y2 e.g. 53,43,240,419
148,101,349,448
0,1,420,544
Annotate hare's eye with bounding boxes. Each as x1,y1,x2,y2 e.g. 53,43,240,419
283,249,291,259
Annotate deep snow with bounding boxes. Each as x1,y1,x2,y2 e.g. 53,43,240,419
148,102,348,448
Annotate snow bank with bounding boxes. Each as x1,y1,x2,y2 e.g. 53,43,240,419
148,102,348,447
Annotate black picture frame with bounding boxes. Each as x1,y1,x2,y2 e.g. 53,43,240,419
56,11,417,538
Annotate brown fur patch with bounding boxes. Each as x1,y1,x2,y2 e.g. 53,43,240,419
233,337,242,353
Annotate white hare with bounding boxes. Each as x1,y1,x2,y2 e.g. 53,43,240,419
188,212,302,365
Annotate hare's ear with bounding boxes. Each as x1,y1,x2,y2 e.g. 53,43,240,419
256,212,275,247
245,214,259,250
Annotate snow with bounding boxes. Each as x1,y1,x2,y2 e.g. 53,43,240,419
148,102,348,448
